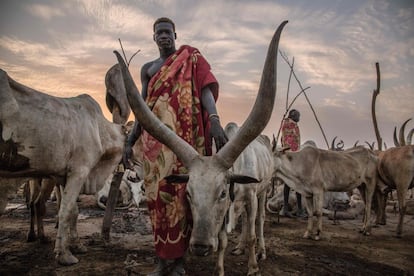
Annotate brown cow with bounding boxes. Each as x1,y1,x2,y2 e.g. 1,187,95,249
376,145,414,237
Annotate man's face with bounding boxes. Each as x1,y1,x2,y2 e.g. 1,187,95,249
290,111,300,122
153,22,176,50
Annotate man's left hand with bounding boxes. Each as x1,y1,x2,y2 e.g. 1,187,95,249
210,118,228,151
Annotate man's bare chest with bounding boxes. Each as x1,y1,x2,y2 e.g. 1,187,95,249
147,59,164,78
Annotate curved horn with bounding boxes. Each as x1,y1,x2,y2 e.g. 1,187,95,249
337,140,344,150
407,128,414,145
353,140,359,148
331,136,338,150
216,21,288,169
393,126,400,147
114,51,199,167
399,118,412,146
365,141,374,150
105,64,131,124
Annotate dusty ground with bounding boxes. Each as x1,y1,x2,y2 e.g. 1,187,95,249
1,194,413,276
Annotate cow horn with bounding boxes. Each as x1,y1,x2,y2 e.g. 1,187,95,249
216,21,288,169
407,128,414,145
105,64,131,124
399,118,412,146
114,51,199,167
331,136,338,150
365,141,374,150
353,140,359,148
393,127,400,147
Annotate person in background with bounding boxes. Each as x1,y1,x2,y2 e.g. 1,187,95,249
123,17,228,275
280,109,307,218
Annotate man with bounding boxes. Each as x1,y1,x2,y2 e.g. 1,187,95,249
280,109,306,218
124,17,228,275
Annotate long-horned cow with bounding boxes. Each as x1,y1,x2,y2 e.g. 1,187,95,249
115,21,288,276
376,145,414,237
272,145,378,240
0,69,125,265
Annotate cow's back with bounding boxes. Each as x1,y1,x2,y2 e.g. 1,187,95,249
378,145,414,189
0,69,124,178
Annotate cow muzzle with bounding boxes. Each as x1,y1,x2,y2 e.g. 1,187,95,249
190,243,213,256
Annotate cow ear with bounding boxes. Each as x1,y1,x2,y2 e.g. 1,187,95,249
229,182,235,202
229,174,260,184
164,174,189,184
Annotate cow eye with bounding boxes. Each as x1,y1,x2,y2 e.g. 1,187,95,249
219,190,227,200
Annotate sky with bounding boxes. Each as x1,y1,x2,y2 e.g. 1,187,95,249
1,0,413,149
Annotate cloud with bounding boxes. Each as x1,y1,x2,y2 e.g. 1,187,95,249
25,3,64,21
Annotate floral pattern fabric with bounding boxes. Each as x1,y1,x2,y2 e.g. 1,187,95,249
138,45,218,259
281,117,300,152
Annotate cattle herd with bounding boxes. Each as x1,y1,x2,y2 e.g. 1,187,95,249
1,20,413,275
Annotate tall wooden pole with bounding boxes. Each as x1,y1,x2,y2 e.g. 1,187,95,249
371,62,382,150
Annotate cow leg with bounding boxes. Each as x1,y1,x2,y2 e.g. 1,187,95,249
360,184,374,236
27,199,37,242
232,206,247,255
68,202,87,253
256,191,266,260
54,172,86,266
216,228,227,276
245,194,260,276
37,178,56,243
303,195,314,239
35,196,48,243
314,193,324,241
395,184,408,238
27,179,40,242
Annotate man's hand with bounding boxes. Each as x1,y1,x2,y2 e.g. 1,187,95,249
209,116,228,151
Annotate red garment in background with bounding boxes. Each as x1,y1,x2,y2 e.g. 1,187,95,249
281,117,300,151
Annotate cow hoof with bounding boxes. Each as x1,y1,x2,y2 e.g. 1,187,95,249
56,252,79,266
70,243,88,254
247,266,260,276
314,235,321,241
303,232,311,239
231,248,244,256
257,252,266,261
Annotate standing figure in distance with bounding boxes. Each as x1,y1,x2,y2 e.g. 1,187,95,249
280,109,306,218
123,17,228,275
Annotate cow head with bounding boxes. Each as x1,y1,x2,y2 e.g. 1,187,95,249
116,20,288,256
165,166,258,255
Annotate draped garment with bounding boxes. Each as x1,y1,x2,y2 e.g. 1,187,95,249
138,45,218,259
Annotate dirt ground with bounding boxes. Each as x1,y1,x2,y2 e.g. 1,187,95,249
1,194,413,276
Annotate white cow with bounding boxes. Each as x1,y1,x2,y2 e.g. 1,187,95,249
273,145,378,240
116,21,288,276
266,183,350,217
223,123,274,269
0,69,125,265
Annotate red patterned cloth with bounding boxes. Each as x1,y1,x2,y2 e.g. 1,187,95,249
138,45,218,259
281,117,300,152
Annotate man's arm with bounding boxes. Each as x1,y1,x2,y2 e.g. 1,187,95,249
201,86,228,151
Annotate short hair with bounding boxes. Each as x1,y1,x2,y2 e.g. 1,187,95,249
153,17,175,32
289,109,300,117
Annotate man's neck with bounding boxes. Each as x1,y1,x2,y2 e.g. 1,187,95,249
159,47,176,60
